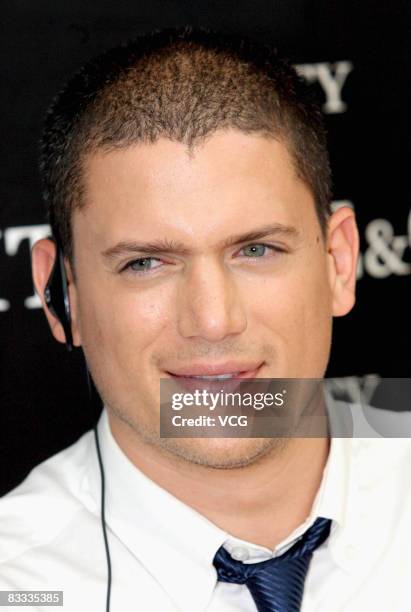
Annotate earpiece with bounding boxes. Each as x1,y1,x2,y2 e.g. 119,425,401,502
43,232,112,611
44,234,73,351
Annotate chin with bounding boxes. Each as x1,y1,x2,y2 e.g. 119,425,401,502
158,436,285,469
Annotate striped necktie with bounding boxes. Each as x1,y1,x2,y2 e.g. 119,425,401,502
213,516,332,612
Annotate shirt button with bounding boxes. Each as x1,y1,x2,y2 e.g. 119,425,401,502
231,546,250,561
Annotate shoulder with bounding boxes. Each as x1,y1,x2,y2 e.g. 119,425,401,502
328,397,411,440
0,427,96,566
347,411,411,515
345,404,411,474
328,401,411,505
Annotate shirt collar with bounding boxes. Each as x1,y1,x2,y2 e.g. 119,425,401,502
86,409,228,611
84,409,353,611
222,433,349,562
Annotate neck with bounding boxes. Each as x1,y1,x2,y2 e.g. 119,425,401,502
109,413,330,550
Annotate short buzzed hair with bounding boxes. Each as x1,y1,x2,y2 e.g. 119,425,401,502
39,25,332,263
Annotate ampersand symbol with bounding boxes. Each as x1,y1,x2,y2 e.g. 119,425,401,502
364,219,411,278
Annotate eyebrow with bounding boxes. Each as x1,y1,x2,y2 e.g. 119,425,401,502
101,223,300,261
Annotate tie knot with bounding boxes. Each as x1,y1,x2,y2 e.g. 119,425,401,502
213,517,332,587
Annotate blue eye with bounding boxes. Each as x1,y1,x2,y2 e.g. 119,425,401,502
124,257,162,273
242,244,271,257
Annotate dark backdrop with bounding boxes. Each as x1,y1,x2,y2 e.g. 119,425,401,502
1,0,409,495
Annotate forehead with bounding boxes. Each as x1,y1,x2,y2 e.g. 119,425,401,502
75,129,317,246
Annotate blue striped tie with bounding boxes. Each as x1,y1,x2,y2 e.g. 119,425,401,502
213,517,331,611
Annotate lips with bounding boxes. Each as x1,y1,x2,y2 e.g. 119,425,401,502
166,362,263,377
165,363,263,393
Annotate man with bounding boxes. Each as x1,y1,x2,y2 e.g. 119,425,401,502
1,25,410,612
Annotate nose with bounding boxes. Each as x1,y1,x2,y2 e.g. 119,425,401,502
177,258,247,342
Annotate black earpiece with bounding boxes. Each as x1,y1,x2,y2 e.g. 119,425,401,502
43,232,111,610
44,234,73,351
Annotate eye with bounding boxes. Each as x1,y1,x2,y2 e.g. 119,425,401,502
240,243,284,258
122,257,163,274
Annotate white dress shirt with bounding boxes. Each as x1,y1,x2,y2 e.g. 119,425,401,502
1,405,411,611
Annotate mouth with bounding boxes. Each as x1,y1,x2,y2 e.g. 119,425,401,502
164,363,263,392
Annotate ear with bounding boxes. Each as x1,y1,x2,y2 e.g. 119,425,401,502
326,206,360,317
31,238,82,346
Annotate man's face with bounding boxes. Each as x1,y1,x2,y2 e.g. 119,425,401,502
60,130,356,466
